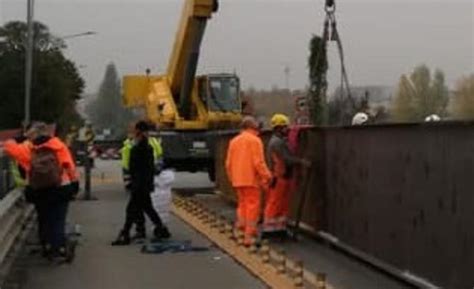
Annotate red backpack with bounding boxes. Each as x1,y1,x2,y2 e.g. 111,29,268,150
29,147,62,190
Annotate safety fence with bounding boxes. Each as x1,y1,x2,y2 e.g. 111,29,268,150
214,122,474,289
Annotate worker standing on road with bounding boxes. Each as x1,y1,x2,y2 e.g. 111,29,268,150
226,116,272,246
263,114,310,239
120,123,163,240
4,122,79,261
112,121,170,245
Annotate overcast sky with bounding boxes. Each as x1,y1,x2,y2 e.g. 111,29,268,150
1,0,473,95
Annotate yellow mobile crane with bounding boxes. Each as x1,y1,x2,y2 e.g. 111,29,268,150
123,0,241,181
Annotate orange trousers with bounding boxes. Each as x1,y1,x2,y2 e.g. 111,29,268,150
235,187,260,244
263,178,291,232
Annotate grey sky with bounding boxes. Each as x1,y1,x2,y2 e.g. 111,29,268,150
1,0,473,95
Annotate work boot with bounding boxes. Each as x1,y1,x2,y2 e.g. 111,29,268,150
274,230,290,242
153,226,171,240
260,231,277,240
41,244,52,258
111,230,131,246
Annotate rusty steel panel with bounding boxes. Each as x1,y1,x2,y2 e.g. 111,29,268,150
215,123,474,289
215,134,236,201
317,123,474,289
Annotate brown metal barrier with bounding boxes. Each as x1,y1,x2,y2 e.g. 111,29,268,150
214,122,474,289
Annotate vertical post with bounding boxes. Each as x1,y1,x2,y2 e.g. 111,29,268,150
260,239,270,264
84,153,91,199
316,273,326,289
81,142,97,201
293,260,304,288
277,249,287,274
25,0,34,126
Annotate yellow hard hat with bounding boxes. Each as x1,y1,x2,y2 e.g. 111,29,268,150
271,114,290,128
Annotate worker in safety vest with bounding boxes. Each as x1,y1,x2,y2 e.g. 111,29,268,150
10,161,27,188
226,116,272,246
263,114,310,239
8,132,30,188
120,122,163,240
112,121,170,246
65,125,78,148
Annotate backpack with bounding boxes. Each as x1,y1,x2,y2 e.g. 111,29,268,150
30,147,62,190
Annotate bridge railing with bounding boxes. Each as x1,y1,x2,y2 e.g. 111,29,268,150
0,151,15,200
0,151,35,286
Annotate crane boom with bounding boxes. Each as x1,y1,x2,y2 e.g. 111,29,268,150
122,0,240,180
167,0,218,119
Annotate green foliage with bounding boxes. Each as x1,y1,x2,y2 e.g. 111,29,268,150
85,63,134,138
392,75,416,122
307,35,328,125
0,21,84,131
452,74,474,119
391,64,449,122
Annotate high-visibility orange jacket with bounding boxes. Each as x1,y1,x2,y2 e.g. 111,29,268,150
4,137,78,185
226,129,272,188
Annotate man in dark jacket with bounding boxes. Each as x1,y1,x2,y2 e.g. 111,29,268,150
112,121,170,245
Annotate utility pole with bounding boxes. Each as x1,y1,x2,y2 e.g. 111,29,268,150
24,0,35,127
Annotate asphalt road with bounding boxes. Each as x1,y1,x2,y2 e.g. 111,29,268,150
22,161,265,289
21,160,413,289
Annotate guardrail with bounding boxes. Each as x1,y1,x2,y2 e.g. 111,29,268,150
0,152,35,287
0,152,15,200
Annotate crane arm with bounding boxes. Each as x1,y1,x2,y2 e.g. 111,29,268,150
167,0,218,119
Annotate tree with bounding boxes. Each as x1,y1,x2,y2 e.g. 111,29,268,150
452,74,474,119
0,21,84,131
392,75,416,122
391,65,449,122
307,35,328,125
85,63,134,138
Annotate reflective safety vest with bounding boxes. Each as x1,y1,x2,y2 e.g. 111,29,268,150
121,137,163,170
10,161,26,188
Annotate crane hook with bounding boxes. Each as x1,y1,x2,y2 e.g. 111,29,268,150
325,0,336,13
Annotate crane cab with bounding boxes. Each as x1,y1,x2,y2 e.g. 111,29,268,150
197,74,241,128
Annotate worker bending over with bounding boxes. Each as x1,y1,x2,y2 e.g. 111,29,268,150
226,116,272,246
263,114,310,239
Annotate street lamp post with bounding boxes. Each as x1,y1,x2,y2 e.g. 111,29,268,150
23,9,96,126
24,0,34,127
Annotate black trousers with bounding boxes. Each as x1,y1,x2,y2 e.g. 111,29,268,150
30,186,70,250
125,189,146,234
122,189,164,234
124,170,145,233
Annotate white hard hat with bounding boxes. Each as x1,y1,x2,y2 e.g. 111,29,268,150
352,112,369,125
425,114,441,122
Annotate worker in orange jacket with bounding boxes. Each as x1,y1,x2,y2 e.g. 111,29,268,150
263,114,310,239
226,116,272,245
4,122,79,260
